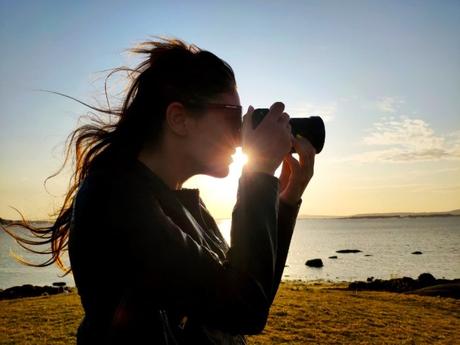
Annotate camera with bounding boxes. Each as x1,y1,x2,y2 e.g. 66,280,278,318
251,108,325,154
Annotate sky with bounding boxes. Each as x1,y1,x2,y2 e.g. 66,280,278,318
1,0,459,219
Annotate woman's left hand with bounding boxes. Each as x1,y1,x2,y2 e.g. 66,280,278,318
279,135,316,206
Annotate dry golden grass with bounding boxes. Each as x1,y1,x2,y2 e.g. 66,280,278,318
249,281,460,344
0,292,81,345
0,281,458,344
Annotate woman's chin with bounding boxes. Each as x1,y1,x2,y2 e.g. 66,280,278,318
206,164,230,178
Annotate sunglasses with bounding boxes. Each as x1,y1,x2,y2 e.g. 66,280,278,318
186,102,242,125
185,102,243,143
202,103,243,117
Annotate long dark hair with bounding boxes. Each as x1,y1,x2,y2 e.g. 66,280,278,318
2,37,236,275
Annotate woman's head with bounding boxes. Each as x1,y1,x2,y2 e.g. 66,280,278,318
112,39,239,160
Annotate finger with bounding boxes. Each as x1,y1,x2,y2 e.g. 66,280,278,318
293,135,315,155
284,153,300,171
292,135,315,166
241,105,255,135
278,112,290,125
266,102,285,121
242,105,254,125
279,158,290,188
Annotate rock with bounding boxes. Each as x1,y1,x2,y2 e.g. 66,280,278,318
305,258,323,268
52,282,67,287
364,254,372,257
406,283,460,299
284,265,289,267
349,277,416,293
412,251,423,255
418,273,436,287
367,277,374,282
328,256,338,259
336,249,362,253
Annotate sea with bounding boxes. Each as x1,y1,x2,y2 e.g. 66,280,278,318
1,216,459,289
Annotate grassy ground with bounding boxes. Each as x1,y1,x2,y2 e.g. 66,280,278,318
0,281,458,344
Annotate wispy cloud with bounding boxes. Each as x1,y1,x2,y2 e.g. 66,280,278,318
347,116,460,162
286,102,336,122
348,183,460,193
376,96,404,113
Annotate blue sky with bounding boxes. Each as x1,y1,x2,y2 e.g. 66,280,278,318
1,0,459,218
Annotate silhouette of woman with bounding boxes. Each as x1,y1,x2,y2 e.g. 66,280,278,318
4,38,315,344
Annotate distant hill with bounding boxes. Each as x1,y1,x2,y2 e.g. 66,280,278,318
342,209,460,219
0,218,52,226
3,209,460,224
298,209,460,219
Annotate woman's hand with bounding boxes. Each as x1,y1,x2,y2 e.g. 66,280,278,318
242,102,292,175
279,135,316,205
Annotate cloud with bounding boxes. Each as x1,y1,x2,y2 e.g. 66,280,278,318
347,116,460,162
376,97,404,113
348,182,460,193
286,102,336,122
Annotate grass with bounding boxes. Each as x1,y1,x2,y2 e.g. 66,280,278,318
0,281,459,344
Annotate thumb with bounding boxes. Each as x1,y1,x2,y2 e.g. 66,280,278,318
242,105,254,127
241,106,255,148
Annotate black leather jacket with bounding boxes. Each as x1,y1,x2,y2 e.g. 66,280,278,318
69,157,300,344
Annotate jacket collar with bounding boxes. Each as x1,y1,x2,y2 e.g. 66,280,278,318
131,159,201,213
130,159,210,241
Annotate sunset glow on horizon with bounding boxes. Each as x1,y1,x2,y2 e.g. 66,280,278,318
1,1,459,220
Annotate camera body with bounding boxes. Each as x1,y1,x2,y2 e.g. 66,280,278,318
251,108,325,154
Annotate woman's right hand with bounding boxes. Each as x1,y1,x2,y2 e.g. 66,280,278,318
241,102,292,175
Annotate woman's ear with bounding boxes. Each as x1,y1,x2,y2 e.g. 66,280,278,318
165,102,189,136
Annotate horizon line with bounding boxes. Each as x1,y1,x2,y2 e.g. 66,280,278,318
2,208,459,223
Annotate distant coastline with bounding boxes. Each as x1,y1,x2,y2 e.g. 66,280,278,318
0,218,52,225
297,209,460,220
3,209,460,224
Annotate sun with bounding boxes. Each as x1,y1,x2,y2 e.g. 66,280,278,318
229,147,283,177
229,147,248,174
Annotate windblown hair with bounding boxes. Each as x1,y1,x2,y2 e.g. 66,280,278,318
2,37,236,274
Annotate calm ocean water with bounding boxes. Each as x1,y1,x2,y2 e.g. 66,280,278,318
1,216,459,289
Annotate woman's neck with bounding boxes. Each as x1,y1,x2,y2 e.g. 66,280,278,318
137,142,193,190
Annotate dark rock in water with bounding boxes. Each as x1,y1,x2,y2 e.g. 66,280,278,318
0,284,71,300
284,265,289,267
52,282,67,287
367,277,374,282
336,249,362,253
412,251,423,255
305,258,324,268
364,254,372,257
328,256,338,259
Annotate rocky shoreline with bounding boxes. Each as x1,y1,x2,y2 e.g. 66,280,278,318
347,273,460,299
0,282,72,300
2,273,459,301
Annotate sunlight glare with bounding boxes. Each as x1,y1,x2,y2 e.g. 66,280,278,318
230,148,248,173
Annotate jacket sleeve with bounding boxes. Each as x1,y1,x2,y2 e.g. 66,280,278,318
97,170,281,335
269,199,302,304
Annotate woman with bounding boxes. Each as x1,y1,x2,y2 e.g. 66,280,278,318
6,38,315,344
